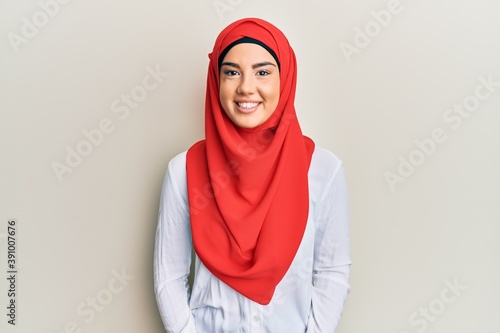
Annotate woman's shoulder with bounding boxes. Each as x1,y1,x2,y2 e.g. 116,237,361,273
168,150,187,171
308,146,345,205
167,139,206,175
311,145,343,176
165,151,188,192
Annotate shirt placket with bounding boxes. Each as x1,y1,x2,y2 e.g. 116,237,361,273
249,302,263,333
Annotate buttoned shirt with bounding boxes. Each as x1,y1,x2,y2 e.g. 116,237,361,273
154,146,351,332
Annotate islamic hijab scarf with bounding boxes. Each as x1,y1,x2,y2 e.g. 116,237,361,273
186,17,314,305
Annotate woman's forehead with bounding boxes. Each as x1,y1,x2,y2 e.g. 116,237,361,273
221,43,277,63
218,36,281,71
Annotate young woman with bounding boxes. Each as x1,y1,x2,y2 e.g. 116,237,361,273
154,17,351,332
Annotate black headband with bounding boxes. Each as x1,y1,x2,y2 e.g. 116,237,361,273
218,37,281,71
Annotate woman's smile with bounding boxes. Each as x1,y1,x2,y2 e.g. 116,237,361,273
234,101,262,114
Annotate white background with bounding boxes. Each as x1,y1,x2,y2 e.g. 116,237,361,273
1,0,499,332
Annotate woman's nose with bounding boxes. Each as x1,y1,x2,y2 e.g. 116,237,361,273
236,74,256,95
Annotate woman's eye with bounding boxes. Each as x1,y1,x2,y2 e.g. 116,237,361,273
224,70,239,76
257,70,270,76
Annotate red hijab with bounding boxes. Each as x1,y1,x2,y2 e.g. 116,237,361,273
186,17,314,305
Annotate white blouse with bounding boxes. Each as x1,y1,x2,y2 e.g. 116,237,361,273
154,146,351,333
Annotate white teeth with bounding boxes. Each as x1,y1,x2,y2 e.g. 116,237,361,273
237,102,259,109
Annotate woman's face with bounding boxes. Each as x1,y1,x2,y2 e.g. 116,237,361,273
219,43,280,129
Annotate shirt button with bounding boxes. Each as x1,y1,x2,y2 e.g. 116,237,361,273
253,315,260,321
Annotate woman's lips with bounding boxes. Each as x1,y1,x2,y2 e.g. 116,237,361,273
235,101,261,114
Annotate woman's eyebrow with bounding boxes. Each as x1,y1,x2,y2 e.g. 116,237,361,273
220,61,277,69
252,61,277,69
220,62,239,68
